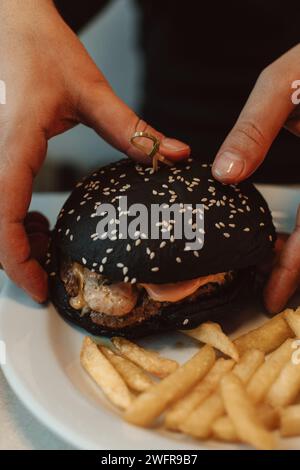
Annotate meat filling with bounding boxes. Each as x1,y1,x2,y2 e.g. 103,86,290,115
60,259,233,327
61,262,138,316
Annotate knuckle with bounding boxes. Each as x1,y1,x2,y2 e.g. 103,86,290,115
86,77,110,95
233,120,267,150
75,76,110,112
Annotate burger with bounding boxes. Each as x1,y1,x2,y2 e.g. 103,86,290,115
47,157,276,338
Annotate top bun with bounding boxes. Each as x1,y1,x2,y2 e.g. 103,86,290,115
51,158,276,283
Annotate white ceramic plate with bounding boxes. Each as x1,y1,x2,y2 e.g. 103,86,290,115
0,188,299,450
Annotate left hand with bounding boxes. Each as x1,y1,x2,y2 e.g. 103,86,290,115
23,212,50,266
211,44,300,313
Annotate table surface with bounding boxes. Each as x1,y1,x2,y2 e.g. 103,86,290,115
0,188,299,450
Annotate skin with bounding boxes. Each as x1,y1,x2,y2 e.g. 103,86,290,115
212,44,300,313
1,2,298,312
0,0,190,302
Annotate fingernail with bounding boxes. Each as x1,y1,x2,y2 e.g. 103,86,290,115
213,152,245,181
162,138,190,152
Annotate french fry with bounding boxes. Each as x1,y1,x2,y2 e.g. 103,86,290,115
179,392,224,439
180,349,264,439
100,346,154,392
182,322,239,361
80,337,132,410
284,307,300,338
266,359,300,407
124,345,215,427
258,404,280,431
220,373,277,450
247,339,294,404
280,405,300,437
81,307,300,449
231,349,265,384
112,337,178,378
212,405,279,442
234,311,294,355
165,358,234,430
212,414,238,442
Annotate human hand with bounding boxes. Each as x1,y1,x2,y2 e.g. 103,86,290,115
211,44,300,313
263,207,300,313
0,0,190,303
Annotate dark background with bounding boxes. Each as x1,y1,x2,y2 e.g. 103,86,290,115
38,0,300,191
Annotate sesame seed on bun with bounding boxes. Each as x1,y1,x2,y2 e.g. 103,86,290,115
48,157,276,338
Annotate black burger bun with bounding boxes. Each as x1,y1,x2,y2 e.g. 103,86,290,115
49,158,275,283
47,157,276,338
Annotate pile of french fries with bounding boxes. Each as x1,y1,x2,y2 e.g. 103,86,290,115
80,306,300,450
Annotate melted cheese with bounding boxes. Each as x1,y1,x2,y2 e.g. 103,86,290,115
69,263,86,310
140,273,227,302
68,259,228,312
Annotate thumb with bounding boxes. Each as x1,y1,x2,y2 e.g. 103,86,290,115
77,80,190,164
212,66,294,183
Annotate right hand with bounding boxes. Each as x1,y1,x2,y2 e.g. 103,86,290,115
0,0,190,303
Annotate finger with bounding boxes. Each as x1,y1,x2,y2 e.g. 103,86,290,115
0,133,48,302
212,52,297,183
257,232,289,277
28,231,50,264
264,206,300,314
76,80,190,164
24,211,50,231
25,212,50,235
285,120,300,137
25,221,50,235
285,106,300,137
